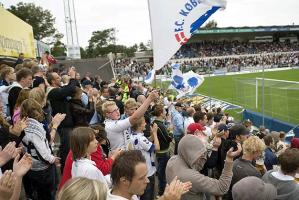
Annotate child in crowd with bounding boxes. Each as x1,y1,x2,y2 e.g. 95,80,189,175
70,127,110,188
129,117,160,200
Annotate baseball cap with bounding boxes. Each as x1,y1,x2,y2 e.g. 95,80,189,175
82,80,92,87
232,176,277,200
187,123,206,135
218,124,228,132
229,124,250,139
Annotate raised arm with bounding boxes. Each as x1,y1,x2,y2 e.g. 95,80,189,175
129,91,158,124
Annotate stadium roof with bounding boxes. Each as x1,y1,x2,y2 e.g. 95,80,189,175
193,25,299,35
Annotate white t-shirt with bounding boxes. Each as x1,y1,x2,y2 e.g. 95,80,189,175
72,158,111,188
105,118,132,151
129,133,156,177
107,189,139,200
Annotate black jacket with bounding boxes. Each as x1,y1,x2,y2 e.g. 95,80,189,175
47,79,77,128
69,99,94,127
153,119,172,152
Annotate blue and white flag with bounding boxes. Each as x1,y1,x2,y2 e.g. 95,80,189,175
148,0,226,71
170,70,204,98
144,69,156,84
171,63,181,70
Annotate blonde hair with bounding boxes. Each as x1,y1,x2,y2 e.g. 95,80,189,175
29,87,46,106
0,66,14,80
23,59,38,69
102,101,116,116
15,89,30,108
57,177,107,200
124,98,138,109
131,117,145,132
242,136,265,155
20,99,44,122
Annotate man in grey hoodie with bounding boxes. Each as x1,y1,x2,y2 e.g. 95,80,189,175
166,134,242,200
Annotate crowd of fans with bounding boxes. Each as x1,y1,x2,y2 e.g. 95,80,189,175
112,42,299,77
174,41,299,59
172,52,299,73
0,53,299,200
114,59,151,79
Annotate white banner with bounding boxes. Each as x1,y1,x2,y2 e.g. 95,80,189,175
148,0,226,71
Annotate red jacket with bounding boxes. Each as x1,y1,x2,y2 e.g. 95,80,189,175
58,145,113,190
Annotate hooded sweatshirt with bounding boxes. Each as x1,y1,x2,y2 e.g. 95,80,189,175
166,135,234,200
262,170,299,200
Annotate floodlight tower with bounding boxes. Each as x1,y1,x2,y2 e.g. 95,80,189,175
63,0,81,59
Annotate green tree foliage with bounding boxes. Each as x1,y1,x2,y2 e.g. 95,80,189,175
203,20,218,29
51,33,67,57
138,42,148,51
8,2,56,40
80,47,88,59
86,28,138,58
86,28,116,57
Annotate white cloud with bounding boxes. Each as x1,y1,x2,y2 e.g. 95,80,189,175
2,0,299,48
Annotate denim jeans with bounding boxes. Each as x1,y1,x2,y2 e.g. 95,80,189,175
140,174,155,200
156,153,170,196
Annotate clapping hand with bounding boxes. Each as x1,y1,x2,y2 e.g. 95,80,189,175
0,142,18,167
110,148,123,160
161,176,192,200
0,170,15,200
52,113,66,129
10,117,28,136
13,153,32,178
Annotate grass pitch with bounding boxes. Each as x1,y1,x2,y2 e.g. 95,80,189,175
197,69,299,124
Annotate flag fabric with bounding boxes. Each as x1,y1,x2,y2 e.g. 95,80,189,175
170,69,205,98
144,69,156,84
148,0,226,71
171,63,181,70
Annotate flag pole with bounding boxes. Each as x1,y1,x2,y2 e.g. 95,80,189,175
147,0,157,89
154,73,157,89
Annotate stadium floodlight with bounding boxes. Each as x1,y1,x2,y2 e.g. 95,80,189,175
63,0,81,59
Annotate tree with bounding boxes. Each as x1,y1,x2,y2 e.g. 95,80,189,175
138,42,148,51
80,47,88,59
51,33,67,57
203,20,218,29
124,44,138,57
86,28,116,57
8,2,56,40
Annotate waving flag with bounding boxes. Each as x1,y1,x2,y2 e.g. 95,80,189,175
144,69,156,84
170,70,205,98
148,0,226,71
